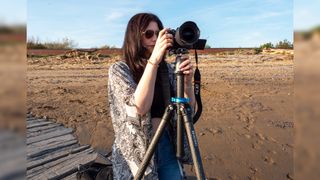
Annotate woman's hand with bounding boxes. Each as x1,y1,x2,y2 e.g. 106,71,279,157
179,55,195,108
178,55,193,87
149,28,173,65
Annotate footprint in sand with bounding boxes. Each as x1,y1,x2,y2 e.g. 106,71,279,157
253,139,265,149
40,105,57,110
238,114,255,131
69,99,85,104
267,149,277,155
263,156,276,165
286,173,293,180
249,166,258,174
200,127,223,136
203,154,214,161
244,124,254,131
255,132,266,140
252,143,260,150
244,134,251,139
265,136,278,143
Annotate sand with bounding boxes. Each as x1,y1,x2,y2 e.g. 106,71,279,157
27,49,293,179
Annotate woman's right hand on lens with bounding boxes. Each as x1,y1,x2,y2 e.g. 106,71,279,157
149,28,173,65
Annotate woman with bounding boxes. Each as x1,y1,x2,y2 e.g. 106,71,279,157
108,13,195,179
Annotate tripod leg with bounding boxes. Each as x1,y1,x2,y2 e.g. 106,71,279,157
180,104,206,180
134,104,175,180
175,53,185,160
176,104,184,159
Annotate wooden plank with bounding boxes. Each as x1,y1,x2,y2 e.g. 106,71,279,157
28,139,78,159
27,113,34,118
27,125,66,138
26,117,45,121
28,134,75,148
27,146,92,178
44,151,97,180
27,148,95,179
27,118,48,124
27,134,76,158
27,121,54,129
26,115,100,180
27,145,90,170
27,144,79,163
27,123,62,133
27,128,74,145
26,117,38,121
62,172,78,180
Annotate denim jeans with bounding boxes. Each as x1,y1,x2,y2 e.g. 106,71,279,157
155,129,183,180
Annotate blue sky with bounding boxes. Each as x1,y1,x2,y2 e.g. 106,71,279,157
0,0,26,25
294,0,320,31
2,0,319,48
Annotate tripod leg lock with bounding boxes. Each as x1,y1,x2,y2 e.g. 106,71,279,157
171,97,190,103
179,104,193,119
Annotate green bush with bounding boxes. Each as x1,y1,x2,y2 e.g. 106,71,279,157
100,44,117,49
260,42,274,49
275,39,293,49
254,48,263,54
255,40,293,54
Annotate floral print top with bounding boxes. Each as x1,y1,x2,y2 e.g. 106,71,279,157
108,61,192,180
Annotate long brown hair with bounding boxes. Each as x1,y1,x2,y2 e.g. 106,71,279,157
122,13,164,83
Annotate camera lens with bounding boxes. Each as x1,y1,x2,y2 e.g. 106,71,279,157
176,21,200,47
181,27,195,41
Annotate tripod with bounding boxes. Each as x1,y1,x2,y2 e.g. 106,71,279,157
134,49,206,180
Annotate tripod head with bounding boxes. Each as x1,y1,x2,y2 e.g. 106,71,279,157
168,47,189,56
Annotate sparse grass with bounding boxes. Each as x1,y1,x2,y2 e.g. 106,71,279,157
254,40,293,54
27,37,77,49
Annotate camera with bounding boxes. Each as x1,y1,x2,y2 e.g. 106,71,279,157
167,21,207,53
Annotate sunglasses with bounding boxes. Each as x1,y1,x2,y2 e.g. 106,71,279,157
142,30,159,39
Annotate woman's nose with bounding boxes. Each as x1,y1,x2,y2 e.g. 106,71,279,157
152,32,159,41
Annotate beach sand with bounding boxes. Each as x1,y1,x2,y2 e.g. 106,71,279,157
27,49,293,179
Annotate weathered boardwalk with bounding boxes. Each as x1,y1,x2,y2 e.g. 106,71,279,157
26,113,100,180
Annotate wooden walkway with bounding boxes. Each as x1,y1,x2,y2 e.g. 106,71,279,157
26,113,105,180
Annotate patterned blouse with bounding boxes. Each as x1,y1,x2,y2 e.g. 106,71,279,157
108,60,192,180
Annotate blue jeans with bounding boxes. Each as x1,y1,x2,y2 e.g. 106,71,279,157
155,129,183,180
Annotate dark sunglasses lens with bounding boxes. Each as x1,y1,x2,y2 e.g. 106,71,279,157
145,30,154,39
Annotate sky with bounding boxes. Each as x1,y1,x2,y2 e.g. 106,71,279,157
1,0,319,48
294,0,320,31
0,0,26,25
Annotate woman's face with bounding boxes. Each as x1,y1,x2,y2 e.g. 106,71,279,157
141,21,159,56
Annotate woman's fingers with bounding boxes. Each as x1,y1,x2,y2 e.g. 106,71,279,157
159,29,173,42
158,28,169,37
178,57,193,76
179,59,190,67
179,59,192,69
181,64,192,71
159,40,172,51
159,34,173,47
